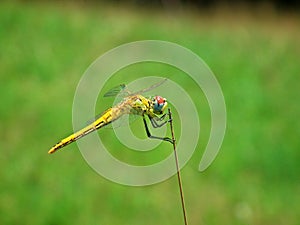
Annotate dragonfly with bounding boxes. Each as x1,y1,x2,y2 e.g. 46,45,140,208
48,79,173,154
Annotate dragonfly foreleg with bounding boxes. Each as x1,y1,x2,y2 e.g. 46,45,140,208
149,114,171,128
153,113,168,121
143,115,173,144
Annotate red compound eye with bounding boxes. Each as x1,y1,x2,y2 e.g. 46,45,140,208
155,96,165,105
152,96,167,112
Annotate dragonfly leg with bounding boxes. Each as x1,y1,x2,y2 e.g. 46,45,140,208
143,116,173,144
149,115,172,128
153,113,168,121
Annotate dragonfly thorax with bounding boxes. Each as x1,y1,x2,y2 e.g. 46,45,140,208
152,96,168,114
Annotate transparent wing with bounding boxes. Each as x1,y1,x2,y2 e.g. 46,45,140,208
86,109,139,130
111,113,139,129
104,78,168,98
85,108,111,125
103,84,128,97
130,78,167,96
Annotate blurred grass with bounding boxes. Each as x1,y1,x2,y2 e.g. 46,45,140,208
1,2,300,225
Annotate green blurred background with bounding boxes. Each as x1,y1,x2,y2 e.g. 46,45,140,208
1,1,300,225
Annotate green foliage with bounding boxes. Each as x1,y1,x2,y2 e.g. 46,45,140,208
1,2,299,225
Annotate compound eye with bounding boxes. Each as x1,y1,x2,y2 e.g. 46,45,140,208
156,96,165,104
153,96,166,112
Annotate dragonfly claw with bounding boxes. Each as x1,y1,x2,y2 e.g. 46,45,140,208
164,137,174,144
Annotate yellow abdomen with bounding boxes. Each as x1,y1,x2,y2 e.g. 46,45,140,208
48,108,114,154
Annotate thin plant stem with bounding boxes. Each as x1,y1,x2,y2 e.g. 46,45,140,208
168,108,188,225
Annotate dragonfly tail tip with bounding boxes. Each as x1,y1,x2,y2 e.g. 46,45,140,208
48,148,56,154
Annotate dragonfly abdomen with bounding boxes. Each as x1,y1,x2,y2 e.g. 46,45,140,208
48,108,114,154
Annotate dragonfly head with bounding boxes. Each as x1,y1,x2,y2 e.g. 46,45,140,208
152,96,168,114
